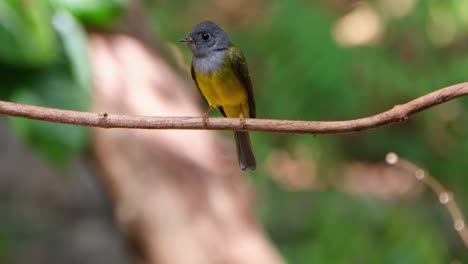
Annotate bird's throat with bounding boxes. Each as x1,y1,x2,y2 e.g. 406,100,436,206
192,50,227,75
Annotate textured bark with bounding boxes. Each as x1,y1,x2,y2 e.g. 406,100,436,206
89,34,284,264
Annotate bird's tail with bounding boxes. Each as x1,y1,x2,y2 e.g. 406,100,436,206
234,131,256,171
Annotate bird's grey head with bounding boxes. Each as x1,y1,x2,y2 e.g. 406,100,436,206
180,21,231,58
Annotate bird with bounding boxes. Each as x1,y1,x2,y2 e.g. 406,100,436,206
180,21,256,171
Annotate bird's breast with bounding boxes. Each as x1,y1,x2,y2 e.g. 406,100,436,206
193,55,247,108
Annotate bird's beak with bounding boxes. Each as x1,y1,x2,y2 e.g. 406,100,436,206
179,37,193,43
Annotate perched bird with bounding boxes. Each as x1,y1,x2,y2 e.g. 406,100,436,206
180,21,256,171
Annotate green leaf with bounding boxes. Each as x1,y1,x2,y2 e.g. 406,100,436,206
53,11,92,91
0,0,58,66
49,0,126,27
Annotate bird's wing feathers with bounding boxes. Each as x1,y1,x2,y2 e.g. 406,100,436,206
228,47,256,118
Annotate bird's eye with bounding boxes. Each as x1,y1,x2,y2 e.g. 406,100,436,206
201,33,210,41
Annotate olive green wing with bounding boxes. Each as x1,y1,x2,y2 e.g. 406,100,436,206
228,47,256,118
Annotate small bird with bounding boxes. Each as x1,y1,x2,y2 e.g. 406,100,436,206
180,21,256,171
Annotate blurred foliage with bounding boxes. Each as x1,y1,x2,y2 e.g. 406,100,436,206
0,1,125,257
264,188,449,263
0,0,58,66
0,0,125,163
2,0,468,262
49,0,126,26
152,0,468,262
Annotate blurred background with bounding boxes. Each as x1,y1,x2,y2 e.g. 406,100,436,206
1,0,468,263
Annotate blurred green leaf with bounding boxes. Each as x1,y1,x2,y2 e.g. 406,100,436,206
8,67,88,164
53,11,92,91
0,0,58,67
49,0,126,27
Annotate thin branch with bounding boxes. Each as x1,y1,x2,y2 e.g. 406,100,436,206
386,153,468,248
0,82,467,134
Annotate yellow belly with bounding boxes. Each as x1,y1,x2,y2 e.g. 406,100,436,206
194,67,250,118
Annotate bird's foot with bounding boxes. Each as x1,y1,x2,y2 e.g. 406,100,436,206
239,113,246,129
202,106,214,127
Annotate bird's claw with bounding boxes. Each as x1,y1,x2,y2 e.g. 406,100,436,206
202,106,213,127
239,113,246,129
202,112,209,127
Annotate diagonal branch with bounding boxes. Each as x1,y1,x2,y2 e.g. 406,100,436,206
0,82,467,134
